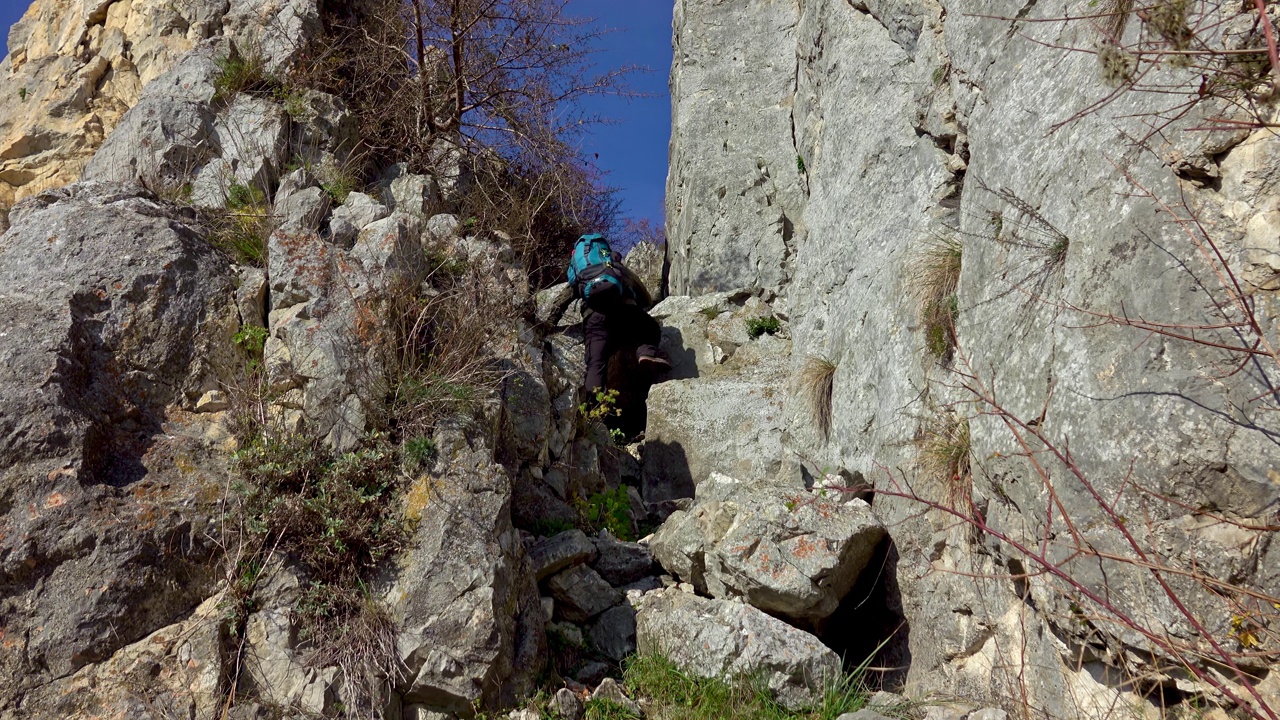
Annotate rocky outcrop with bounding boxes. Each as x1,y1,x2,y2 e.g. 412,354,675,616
667,0,1280,715
0,181,237,707
0,0,319,207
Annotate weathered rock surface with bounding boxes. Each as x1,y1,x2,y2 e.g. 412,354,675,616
0,181,235,704
643,300,791,502
636,588,840,709
0,0,318,206
650,472,884,622
387,440,546,714
667,0,1280,715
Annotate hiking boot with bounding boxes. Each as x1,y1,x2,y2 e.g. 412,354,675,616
638,354,671,370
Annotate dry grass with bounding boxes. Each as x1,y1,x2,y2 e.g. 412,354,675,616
914,409,971,509
909,233,962,360
799,356,837,441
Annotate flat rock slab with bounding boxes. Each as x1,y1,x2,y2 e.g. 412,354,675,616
592,534,655,587
636,588,840,710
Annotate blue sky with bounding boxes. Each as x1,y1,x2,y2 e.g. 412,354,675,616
0,2,672,226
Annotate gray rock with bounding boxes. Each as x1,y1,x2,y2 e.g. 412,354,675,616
651,472,885,622
528,530,598,581
223,0,321,74
274,185,331,232
968,710,1009,720
333,191,391,232
547,565,623,623
276,167,316,201
508,710,541,720
636,589,839,710
590,678,641,716
387,447,544,713
665,0,804,295
191,94,288,208
588,604,637,663
551,687,584,720
592,534,655,587
350,213,427,296
425,213,461,241
623,240,666,303
536,283,577,324
0,182,231,697
836,711,893,720
641,311,791,503
380,162,438,216
574,661,610,687
236,265,268,327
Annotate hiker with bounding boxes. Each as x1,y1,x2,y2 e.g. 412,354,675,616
567,233,669,393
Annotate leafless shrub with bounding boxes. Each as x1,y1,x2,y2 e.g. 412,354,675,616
297,0,630,287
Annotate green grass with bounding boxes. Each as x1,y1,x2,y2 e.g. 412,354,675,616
620,655,872,720
403,435,438,472
213,51,269,103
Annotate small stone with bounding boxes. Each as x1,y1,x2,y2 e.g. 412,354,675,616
195,390,230,413
547,565,622,622
574,661,610,686
547,621,584,649
968,710,1008,720
592,534,656,587
508,710,541,720
529,530,598,581
541,596,555,622
590,678,642,716
836,711,892,720
551,687,584,720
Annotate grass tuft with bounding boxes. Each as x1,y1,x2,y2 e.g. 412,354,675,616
914,410,972,509
909,233,962,361
799,357,837,441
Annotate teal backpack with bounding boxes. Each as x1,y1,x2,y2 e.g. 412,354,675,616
567,234,629,308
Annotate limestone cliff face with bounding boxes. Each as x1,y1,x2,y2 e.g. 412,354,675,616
0,0,317,207
667,0,1280,714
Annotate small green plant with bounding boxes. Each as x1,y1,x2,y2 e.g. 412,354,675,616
620,653,872,720
206,183,272,266
232,325,269,365
576,486,634,541
746,316,782,339
275,85,308,120
700,306,724,321
796,155,806,174
17,87,26,101
403,435,438,472
579,388,621,424
213,50,269,103
584,697,641,720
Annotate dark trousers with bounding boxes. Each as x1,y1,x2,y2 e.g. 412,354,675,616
584,304,661,393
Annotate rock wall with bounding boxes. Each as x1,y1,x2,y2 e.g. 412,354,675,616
0,0,318,207
666,0,1280,715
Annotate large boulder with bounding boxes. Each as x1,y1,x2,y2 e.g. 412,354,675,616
387,441,545,714
635,589,840,709
0,182,235,702
650,472,885,622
